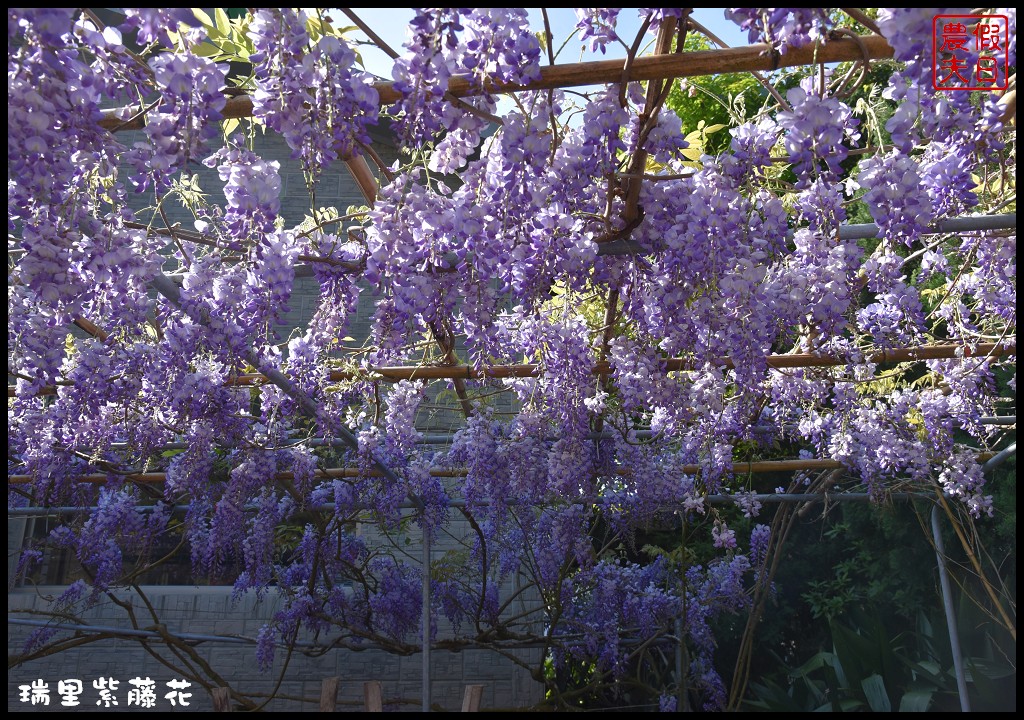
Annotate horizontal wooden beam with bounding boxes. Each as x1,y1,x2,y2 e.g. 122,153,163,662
7,343,1014,398
6,454,998,486
98,35,893,132
234,342,1015,384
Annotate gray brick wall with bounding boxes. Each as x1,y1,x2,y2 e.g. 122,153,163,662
9,585,544,712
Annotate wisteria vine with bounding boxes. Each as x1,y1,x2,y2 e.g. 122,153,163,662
7,7,1016,711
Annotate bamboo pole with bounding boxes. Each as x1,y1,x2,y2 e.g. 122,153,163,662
7,454,997,486
344,155,378,206
228,341,1016,384
7,342,1014,397
97,36,893,132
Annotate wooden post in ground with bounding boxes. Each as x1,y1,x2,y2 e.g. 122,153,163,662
320,677,340,712
364,681,383,712
212,687,231,712
461,685,484,712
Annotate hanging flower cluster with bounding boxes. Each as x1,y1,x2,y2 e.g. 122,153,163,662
7,7,1015,711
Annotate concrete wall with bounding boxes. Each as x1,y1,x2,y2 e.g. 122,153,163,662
9,585,544,712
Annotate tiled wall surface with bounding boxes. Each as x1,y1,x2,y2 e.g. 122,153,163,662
9,584,545,712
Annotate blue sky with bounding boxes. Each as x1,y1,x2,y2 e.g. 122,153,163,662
342,8,749,82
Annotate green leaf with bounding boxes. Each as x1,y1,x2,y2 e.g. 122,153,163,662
703,123,727,134
861,674,892,712
191,41,218,57
790,650,832,678
192,8,214,28
223,117,240,138
835,697,865,711
215,7,230,36
908,659,945,684
831,620,877,686
968,657,1017,681
898,689,933,712
829,651,848,690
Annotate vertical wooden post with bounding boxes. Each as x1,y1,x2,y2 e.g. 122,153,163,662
364,681,383,712
320,676,340,712
212,687,232,712
461,685,484,712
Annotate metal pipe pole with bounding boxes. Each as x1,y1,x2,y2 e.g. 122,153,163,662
598,213,1015,256
9,617,258,646
931,504,971,712
838,212,1016,240
422,528,432,713
674,616,685,712
7,492,944,518
6,492,945,518
982,442,1016,473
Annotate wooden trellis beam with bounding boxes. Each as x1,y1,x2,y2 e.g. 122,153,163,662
7,342,1014,397
97,35,894,132
233,341,1014,384
6,453,998,486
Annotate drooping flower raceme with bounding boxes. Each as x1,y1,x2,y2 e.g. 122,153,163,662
6,8,1015,713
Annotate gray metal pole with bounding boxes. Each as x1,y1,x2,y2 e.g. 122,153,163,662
674,616,685,712
5,492,941,518
6,492,936,519
150,214,1017,273
838,212,1016,240
597,212,1016,256
983,443,1016,473
46,415,1015,452
931,504,971,712
422,528,431,712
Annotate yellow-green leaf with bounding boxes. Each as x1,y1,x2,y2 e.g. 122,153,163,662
191,42,218,57
192,8,214,28
215,8,230,36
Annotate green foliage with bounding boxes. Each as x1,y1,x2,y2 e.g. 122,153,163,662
666,34,763,155
797,505,938,622
746,607,1016,712
169,9,255,63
